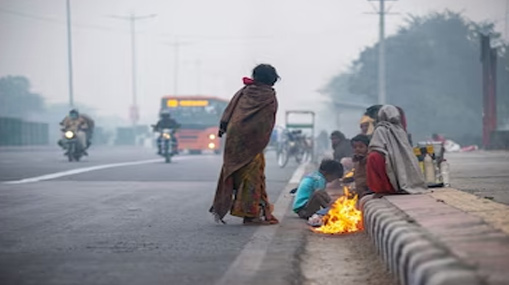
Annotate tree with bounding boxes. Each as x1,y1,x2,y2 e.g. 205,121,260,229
0,76,45,118
323,11,509,144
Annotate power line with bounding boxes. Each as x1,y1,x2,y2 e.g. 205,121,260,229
0,7,356,43
0,7,121,33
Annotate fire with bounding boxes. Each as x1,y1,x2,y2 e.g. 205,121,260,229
312,186,363,234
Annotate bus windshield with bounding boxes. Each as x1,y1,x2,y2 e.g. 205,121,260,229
161,98,228,128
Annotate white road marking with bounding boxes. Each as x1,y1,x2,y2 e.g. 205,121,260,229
3,157,192,185
216,162,309,285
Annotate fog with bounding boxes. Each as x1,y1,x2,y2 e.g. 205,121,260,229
0,0,507,143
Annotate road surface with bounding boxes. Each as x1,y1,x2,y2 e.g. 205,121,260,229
2,147,502,285
0,147,298,285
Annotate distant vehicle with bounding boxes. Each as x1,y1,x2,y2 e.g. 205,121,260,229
62,128,85,162
160,95,228,154
158,128,176,163
277,129,311,168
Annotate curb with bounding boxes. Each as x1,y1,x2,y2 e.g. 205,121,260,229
360,195,486,285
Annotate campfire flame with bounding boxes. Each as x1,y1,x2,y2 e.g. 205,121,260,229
312,186,363,235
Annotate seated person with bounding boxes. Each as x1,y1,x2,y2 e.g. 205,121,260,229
351,134,371,198
292,159,344,219
367,105,426,194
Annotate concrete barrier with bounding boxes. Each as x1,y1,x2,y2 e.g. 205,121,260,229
360,195,485,285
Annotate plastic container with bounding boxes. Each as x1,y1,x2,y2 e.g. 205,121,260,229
424,154,435,184
440,160,450,187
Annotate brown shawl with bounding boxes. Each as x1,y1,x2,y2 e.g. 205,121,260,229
209,83,278,220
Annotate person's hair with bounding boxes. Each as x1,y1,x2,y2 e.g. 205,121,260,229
351,134,370,146
365,105,383,120
330,130,345,140
252,64,280,86
319,159,344,176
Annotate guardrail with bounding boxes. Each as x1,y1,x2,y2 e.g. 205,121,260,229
0,117,49,146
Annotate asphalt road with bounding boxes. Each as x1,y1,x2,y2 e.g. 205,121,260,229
447,151,509,205
0,147,297,285
1,146,504,285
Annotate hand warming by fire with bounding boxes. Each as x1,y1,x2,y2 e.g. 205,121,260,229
312,186,363,235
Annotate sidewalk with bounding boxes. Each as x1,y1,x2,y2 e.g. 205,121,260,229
362,187,509,285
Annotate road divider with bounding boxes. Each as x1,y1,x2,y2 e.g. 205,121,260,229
360,189,509,285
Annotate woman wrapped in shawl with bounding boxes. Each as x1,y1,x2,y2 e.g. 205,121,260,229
210,64,280,225
366,105,427,194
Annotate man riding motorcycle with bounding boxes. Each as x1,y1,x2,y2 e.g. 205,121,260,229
153,110,180,155
58,109,89,154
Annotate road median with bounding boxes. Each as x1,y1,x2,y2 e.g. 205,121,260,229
361,188,509,285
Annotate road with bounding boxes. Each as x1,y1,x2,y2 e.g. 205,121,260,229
0,147,298,285
2,147,503,285
447,151,509,205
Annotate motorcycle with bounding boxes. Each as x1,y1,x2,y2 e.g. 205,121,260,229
154,127,177,163
62,129,85,162
276,130,311,168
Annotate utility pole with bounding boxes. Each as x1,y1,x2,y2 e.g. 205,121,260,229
505,0,509,42
378,0,386,105
367,0,397,105
163,39,193,95
110,13,156,126
66,0,74,108
196,59,202,94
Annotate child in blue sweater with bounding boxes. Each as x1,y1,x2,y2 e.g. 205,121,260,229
293,159,344,219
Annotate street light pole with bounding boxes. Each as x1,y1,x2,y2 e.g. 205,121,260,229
66,0,74,108
163,40,193,95
130,14,138,110
378,0,386,105
174,38,180,95
110,13,156,126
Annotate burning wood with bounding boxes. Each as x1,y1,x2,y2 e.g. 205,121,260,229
312,186,363,235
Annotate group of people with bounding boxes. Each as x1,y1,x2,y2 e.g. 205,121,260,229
293,105,427,220
208,63,426,225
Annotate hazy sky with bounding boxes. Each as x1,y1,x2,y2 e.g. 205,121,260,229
1,0,507,126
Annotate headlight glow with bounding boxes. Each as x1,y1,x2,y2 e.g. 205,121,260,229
64,131,74,139
208,142,215,149
209,134,216,140
162,133,171,139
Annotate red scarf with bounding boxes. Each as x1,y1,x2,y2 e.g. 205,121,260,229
243,77,254,85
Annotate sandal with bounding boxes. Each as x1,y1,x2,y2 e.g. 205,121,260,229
243,217,277,226
265,215,279,224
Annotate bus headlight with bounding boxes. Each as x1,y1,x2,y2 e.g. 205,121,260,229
209,134,216,140
208,142,215,149
64,131,75,139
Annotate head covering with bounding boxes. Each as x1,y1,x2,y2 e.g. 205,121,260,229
369,105,426,194
360,115,375,135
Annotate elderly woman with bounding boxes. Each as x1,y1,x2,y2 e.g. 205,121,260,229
209,64,280,225
366,105,426,194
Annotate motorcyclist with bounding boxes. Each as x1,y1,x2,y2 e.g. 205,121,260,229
59,109,89,154
153,110,180,155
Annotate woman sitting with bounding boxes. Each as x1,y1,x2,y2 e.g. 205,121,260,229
366,105,427,194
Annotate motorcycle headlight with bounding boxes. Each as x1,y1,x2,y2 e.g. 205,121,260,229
162,133,171,139
209,134,216,140
65,131,74,139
